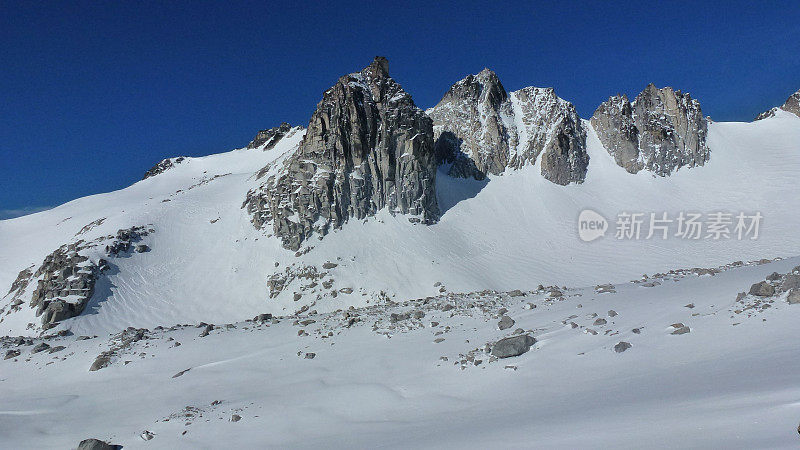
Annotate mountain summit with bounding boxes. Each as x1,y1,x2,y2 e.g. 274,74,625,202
427,69,589,185
244,57,439,250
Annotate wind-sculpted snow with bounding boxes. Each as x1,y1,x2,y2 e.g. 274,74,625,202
427,69,588,184
0,226,153,331
244,57,440,250
2,257,800,448
590,84,709,176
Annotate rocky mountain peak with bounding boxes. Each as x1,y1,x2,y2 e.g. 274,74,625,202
756,88,800,120
428,71,588,185
366,56,389,78
247,122,293,149
591,84,709,176
243,58,439,250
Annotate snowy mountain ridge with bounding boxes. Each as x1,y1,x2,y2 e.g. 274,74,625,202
1,57,799,339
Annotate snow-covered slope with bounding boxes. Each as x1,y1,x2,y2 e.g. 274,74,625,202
2,256,800,448
1,111,799,336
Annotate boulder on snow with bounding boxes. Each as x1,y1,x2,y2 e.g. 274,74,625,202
77,438,118,450
491,334,536,358
4,349,20,360
614,341,632,353
497,315,515,330
31,343,50,354
749,281,775,297
780,274,800,292
787,289,800,305
671,326,691,335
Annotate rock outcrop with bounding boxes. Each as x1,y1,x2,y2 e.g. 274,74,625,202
427,69,589,185
1,226,153,329
591,84,709,176
142,156,186,180
755,88,800,120
244,57,439,250
247,122,293,149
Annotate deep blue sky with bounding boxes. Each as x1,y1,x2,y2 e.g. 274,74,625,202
2,1,799,217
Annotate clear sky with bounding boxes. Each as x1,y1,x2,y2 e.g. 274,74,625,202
1,0,799,217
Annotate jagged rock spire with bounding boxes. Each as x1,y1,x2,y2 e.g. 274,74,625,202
427,69,589,185
591,84,709,176
244,57,439,250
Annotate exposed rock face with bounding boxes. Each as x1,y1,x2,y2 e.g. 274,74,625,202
244,57,439,250
755,89,800,120
142,156,186,180
2,226,153,329
247,122,293,149
591,84,709,176
427,69,589,185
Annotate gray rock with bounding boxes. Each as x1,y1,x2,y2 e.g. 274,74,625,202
593,318,607,326
749,281,775,297
142,156,186,180
304,352,316,359
31,343,50,354
428,70,588,185
671,326,691,335
780,274,800,292
591,84,709,176
4,349,20,360
508,289,524,297
90,353,112,372
787,289,800,305
607,310,618,317
491,334,536,358
135,244,150,253
230,414,242,422
254,313,273,322
244,57,440,250
48,345,66,353
77,438,117,450
614,341,632,353
497,315,515,330
766,272,782,281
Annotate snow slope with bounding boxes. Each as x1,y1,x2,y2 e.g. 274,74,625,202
1,256,799,449
1,111,799,336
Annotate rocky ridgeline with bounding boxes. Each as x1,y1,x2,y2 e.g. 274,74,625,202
142,156,187,180
427,68,589,185
246,122,294,149
755,89,800,120
244,57,439,250
0,225,153,330
591,84,709,176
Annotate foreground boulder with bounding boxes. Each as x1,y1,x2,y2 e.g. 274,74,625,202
591,84,709,175
244,57,439,250
77,438,117,450
491,334,536,358
427,68,589,185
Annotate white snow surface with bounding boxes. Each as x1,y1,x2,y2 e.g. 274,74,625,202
1,113,800,336
1,256,800,448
